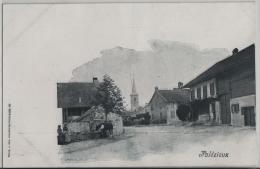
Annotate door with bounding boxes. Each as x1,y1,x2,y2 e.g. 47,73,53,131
242,106,255,126
210,102,216,121
220,94,231,124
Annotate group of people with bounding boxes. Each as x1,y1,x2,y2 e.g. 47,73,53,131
57,124,70,145
57,121,114,145
57,124,68,134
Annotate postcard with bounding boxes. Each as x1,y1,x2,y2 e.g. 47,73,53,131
1,0,259,167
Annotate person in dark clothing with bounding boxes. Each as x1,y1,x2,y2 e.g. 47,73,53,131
57,125,63,136
57,125,64,145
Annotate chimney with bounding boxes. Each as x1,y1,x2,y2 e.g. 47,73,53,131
93,77,99,87
232,48,239,55
178,82,183,88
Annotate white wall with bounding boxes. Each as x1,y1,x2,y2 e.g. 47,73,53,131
230,94,256,126
166,103,181,125
190,78,217,100
107,113,123,136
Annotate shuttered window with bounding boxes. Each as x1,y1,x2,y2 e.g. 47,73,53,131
203,85,207,98
231,104,239,114
197,87,201,99
210,83,215,96
191,89,195,100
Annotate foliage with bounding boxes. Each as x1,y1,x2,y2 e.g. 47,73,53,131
95,75,126,119
176,105,191,121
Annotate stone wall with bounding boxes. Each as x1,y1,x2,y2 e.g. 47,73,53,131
67,121,90,133
107,113,124,136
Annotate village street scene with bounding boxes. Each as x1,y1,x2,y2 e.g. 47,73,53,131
56,44,256,164
3,2,257,168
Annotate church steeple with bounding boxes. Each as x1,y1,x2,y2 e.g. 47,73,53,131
130,76,139,112
132,78,137,94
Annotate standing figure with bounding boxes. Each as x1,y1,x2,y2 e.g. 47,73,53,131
57,125,63,135
63,124,71,143
57,125,64,145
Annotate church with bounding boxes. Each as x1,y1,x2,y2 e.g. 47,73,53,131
130,77,140,112
129,77,151,116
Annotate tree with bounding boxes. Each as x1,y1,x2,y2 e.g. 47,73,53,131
95,75,126,120
176,105,191,121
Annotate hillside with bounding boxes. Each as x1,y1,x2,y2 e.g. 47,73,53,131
70,40,229,108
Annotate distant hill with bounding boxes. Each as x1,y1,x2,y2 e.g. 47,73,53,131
70,39,229,108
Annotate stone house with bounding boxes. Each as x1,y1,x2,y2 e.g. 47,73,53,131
148,85,190,124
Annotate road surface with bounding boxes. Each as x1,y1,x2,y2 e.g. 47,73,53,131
58,125,257,167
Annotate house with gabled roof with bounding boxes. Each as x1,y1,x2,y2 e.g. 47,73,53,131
57,77,100,124
183,44,255,126
149,83,190,124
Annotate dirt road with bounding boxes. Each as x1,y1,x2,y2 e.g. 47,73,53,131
58,125,257,167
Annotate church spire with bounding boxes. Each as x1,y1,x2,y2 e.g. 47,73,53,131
130,75,139,112
132,77,137,95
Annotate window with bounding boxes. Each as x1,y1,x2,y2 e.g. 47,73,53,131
231,104,239,114
197,87,201,99
210,83,215,96
203,85,207,99
191,90,195,100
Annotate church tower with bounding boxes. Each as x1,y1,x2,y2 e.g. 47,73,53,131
130,77,139,112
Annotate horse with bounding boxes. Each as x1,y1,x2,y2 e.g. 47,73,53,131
96,122,113,138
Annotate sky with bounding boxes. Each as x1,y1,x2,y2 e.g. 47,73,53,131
2,2,256,135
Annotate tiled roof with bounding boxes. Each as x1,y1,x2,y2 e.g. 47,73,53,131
183,44,255,88
157,88,190,104
57,82,99,108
